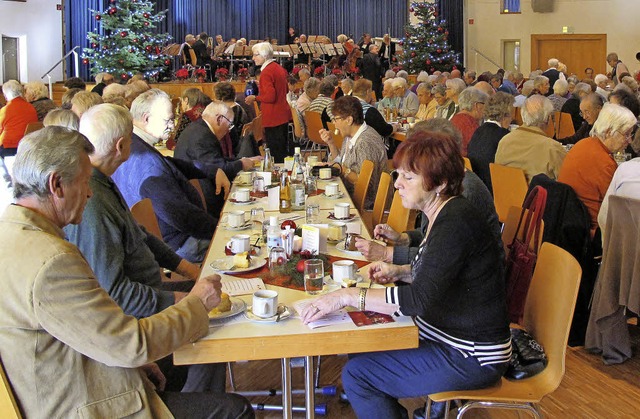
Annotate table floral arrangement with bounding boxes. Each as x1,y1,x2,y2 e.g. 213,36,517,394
215,67,229,81
314,65,325,78
175,68,189,81
331,68,344,78
237,67,249,81
194,68,207,82
347,67,360,80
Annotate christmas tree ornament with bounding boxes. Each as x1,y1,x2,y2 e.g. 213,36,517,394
143,12,150,18
95,14,101,20
108,7,117,15
143,21,149,27
82,58,90,65
120,31,128,37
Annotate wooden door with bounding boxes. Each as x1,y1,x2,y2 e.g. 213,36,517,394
531,34,607,77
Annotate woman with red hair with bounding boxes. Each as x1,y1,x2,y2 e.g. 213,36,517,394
302,130,511,419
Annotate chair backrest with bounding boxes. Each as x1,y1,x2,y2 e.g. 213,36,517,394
490,163,528,223
556,112,575,139
386,189,410,233
502,205,545,256
0,358,22,419
523,242,581,393
326,121,344,151
513,106,523,125
189,49,198,66
463,157,472,171
371,172,392,229
130,198,163,240
189,179,207,212
304,111,325,146
252,115,264,143
23,121,44,136
290,105,305,139
241,120,253,138
253,100,261,117
544,114,556,138
352,160,374,211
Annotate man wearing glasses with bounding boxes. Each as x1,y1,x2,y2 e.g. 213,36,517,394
112,89,220,263
245,42,292,162
175,101,260,181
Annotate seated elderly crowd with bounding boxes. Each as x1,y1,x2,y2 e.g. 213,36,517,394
1,46,639,418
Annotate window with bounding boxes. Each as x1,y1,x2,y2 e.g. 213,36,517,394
501,0,521,14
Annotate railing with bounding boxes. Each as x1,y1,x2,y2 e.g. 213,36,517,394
40,46,80,100
470,47,502,71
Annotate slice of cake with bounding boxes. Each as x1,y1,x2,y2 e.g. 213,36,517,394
233,251,250,269
209,292,232,315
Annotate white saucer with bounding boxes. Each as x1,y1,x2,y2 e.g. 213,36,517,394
244,305,292,322
330,273,364,287
224,222,252,231
322,192,345,199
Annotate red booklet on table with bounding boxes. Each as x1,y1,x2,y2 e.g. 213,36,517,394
348,311,395,327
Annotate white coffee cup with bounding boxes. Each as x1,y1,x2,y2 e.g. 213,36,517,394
325,182,340,196
332,260,356,283
232,188,251,202
307,155,319,166
319,167,332,179
227,234,251,254
328,222,347,242
237,171,252,185
334,203,351,219
252,290,278,318
226,210,246,228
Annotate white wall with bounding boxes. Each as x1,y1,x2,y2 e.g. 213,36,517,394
464,0,640,76
0,0,63,83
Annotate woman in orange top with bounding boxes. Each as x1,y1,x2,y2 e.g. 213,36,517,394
0,80,38,157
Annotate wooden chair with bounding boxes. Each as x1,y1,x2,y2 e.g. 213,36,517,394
326,121,344,151
490,163,528,224
253,100,261,117
130,198,163,240
0,359,21,419
463,157,472,171
251,115,265,156
362,172,392,235
513,106,523,126
501,205,545,257
189,179,207,212
426,242,582,419
352,160,374,212
386,190,410,234
23,121,44,136
303,111,328,159
556,112,575,139
289,105,307,145
544,114,556,138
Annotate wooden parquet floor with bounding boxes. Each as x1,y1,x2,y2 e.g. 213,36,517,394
228,324,640,418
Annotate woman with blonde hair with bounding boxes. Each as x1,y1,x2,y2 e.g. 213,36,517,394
24,81,56,121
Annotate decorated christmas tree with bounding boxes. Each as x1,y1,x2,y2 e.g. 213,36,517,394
82,0,172,82
400,1,462,74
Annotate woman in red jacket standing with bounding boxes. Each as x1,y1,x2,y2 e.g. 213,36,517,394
245,42,292,162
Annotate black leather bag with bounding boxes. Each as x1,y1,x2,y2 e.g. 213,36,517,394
505,328,548,380
310,162,342,177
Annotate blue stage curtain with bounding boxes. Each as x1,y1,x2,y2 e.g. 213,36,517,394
288,0,408,42
436,0,464,67
65,0,408,79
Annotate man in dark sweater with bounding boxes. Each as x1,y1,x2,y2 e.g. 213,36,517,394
112,89,218,263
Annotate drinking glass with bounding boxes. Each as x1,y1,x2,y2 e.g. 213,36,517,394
304,259,324,295
250,207,265,237
305,202,320,224
305,175,317,196
269,246,287,276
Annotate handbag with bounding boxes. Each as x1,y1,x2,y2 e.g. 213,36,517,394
505,185,547,324
310,162,342,177
505,327,548,380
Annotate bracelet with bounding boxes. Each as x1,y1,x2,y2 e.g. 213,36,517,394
358,288,368,311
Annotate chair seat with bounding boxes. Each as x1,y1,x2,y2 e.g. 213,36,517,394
430,372,557,405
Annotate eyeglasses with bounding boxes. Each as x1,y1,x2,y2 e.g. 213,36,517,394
219,114,234,130
333,116,347,122
618,130,634,142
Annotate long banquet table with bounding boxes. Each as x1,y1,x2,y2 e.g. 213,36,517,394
174,173,419,418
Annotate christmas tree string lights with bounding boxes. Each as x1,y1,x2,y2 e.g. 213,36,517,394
83,0,172,81
399,1,462,74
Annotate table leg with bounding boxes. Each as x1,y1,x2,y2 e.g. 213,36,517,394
305,355,315,419
281,357,293,419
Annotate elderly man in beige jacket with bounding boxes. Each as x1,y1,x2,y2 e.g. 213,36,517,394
0,126,253,418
